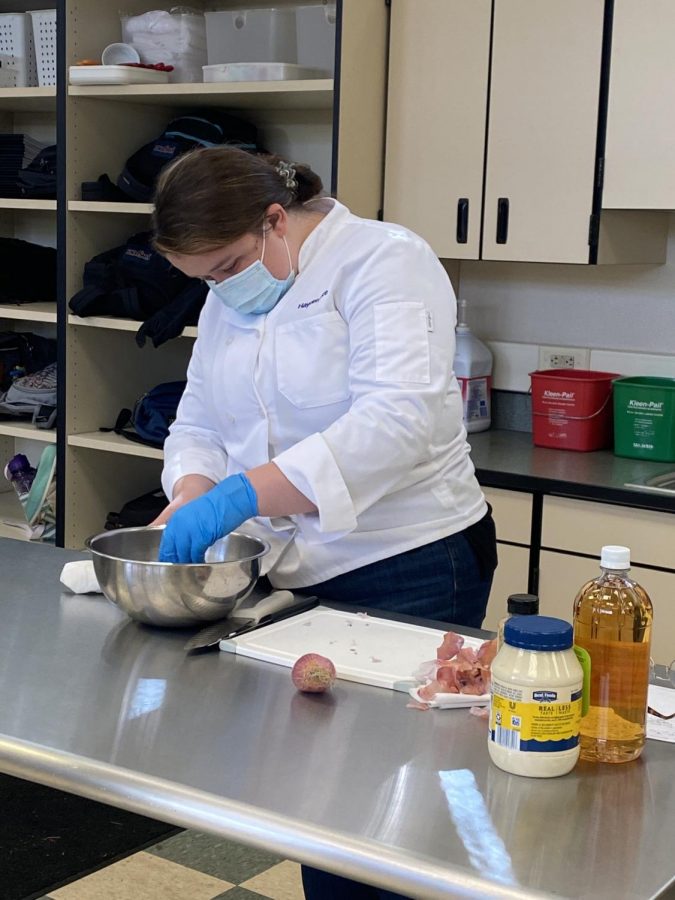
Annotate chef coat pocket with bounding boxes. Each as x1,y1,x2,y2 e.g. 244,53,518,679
374,302,430,384
276,311,350,408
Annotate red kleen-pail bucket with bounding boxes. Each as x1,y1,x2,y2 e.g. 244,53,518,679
529,369,620,451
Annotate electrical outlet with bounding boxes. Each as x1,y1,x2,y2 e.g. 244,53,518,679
538,345,591,370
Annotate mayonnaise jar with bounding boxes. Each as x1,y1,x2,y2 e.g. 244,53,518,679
488,615,584,778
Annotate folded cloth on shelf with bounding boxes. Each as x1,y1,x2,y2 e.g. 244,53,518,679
60,560,101,594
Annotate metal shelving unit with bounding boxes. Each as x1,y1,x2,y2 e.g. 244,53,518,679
0,0,389,548
0,81,57,538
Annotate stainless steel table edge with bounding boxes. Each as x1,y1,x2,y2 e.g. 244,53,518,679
0,733,552,900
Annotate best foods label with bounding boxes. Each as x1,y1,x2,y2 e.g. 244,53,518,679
489,679,582,752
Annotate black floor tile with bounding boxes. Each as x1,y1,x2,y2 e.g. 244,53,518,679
210,889,267,900
147,830,283,885
0,773,180,900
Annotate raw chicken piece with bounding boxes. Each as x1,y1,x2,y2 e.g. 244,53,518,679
413,632,498,701
418,678,454,700
407,699,431,711
437,631,465,660
477,639,498,667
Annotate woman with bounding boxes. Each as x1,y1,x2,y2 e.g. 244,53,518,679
152,146,496,899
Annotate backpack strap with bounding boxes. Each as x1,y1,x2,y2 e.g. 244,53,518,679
99,407,163,448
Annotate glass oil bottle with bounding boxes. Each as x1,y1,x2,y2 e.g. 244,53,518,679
572,545,653,763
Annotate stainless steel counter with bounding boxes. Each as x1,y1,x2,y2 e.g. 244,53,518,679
1,540,674,900
468,430,675,514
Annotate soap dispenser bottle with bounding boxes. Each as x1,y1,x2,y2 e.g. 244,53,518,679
453,298,493,432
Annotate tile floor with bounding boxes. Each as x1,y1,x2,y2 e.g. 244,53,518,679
40,831,305,900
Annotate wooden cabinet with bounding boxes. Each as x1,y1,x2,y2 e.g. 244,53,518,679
483,543,531,632
384,0,668,264
539,496,675,665
603,0,675,209
542,497,674,571
538,550,674,667
384,0,490,259
476,487,674,657
482,487,533,631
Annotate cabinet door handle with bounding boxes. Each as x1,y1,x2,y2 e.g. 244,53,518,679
456,198,469,244
496,197,509,244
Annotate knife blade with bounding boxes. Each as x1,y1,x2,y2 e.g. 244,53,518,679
184,594,319,652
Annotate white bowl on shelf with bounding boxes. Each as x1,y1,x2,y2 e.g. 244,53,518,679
100,43,140,65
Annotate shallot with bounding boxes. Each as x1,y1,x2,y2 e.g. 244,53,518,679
291,653,336,693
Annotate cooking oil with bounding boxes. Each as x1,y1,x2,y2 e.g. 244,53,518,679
573,546,652,763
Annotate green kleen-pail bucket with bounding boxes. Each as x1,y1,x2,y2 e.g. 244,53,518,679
613,376,675,462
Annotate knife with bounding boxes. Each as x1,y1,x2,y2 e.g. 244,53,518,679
184,591,319,652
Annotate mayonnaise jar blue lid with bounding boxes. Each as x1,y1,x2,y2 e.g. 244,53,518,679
504,615,573,651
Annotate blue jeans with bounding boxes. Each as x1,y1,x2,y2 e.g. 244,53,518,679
295,527,496,900
297,529,494,629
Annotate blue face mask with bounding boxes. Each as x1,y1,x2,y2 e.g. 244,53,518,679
206,230,295,316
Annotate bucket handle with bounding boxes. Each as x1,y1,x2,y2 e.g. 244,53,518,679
532,392,612,422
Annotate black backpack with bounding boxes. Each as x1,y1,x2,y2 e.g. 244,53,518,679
0,332,57,392
18,145,57,199
0,238,57,304
101,380,187,448
68,231,208,348
117,109,258,202
105,488,168,530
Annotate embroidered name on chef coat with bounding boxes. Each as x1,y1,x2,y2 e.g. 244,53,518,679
298,289,329,310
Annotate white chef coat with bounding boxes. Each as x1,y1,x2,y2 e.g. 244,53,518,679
161,199,487,588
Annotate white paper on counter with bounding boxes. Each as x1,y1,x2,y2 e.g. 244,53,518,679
60,560,101,594
647,685,675,743
408,686,489,709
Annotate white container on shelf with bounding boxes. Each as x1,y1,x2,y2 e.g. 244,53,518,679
121,9,207,83
205,8,297,66
27,9,57,87
296,4,336,75
0,13,38,87
202,62,326,83
69,65,170,86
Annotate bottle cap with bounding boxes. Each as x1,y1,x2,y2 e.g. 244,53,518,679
507,593,539,615
600,545,630,569
504,615,573,651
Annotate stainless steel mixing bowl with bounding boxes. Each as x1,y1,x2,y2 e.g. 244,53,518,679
86,526,270,627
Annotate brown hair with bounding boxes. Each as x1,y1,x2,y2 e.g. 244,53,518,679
152,146,323,255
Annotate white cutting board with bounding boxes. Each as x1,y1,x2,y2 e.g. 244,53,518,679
219,606,484,692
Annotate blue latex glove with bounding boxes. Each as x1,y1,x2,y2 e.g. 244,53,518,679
158,473,258,564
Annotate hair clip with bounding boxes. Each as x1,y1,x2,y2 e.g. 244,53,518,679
275,160,298,192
